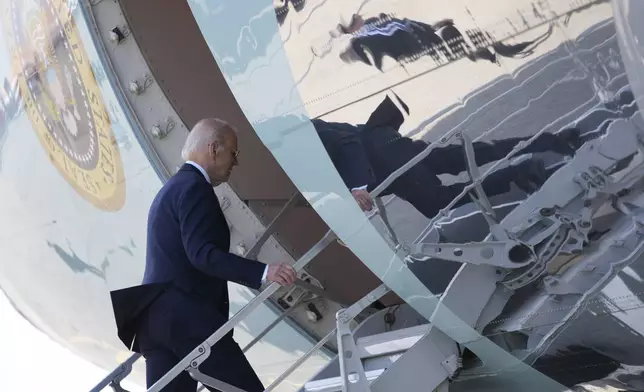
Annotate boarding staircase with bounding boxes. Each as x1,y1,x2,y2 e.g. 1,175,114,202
90,111,644,392
89,120,499,392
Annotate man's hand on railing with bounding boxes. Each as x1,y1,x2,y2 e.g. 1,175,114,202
266,263,297,286
352,188,374,211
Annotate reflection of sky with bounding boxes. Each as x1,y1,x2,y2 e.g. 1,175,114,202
190,0,279,77
189,0,302,122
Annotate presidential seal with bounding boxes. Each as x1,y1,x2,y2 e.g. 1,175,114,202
6,0,125,211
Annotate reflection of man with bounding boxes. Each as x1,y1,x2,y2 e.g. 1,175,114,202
337,14,448,70
336,13,552,70
110,119,296,391
314,94,582,219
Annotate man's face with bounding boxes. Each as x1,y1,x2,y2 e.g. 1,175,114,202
209,131,239,183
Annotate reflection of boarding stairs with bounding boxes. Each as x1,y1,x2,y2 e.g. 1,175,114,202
91,110,644,391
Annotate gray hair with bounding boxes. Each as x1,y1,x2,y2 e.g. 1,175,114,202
181,118,236,161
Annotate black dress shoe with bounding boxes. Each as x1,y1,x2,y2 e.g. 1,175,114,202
513,158,547,194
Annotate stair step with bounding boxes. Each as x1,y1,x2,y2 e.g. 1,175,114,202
356,324,430,359
303,325,432,392
304,369,385,392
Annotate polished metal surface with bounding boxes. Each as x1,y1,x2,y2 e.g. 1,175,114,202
188,0,644,390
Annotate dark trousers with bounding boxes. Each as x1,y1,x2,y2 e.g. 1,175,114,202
137,288,264,392
371,134,555,220
387,160,523,220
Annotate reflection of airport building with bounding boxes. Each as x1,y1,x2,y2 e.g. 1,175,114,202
4,0,644,391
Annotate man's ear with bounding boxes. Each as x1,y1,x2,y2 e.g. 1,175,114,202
209,141,219,159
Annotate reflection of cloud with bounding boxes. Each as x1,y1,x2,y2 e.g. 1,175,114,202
190,1,280,76
46,240,109,281
236,4,276,56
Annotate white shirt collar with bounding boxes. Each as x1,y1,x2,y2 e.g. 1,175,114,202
186,161,211,184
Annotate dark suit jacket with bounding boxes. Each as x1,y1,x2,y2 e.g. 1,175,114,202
312,118,376,189
311,94,409,190
111,164,266,352
351,18,442,71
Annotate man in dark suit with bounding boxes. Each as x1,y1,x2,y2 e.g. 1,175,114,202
111,118,297,391
313,94,582,219
338,14,448,71
336,14,551,70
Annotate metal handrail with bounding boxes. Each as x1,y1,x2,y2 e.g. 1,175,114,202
90,188,322,391
92,123,550,391
92,94,556,391
194,298,314,391
264,328,337,392
147,231,337,391
193,283,387,391
265,283,391,392
246,191,301,259
133,104,470,391
90,298,317,391
242,298,310,354
89,353,141,392
120,126,541,390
